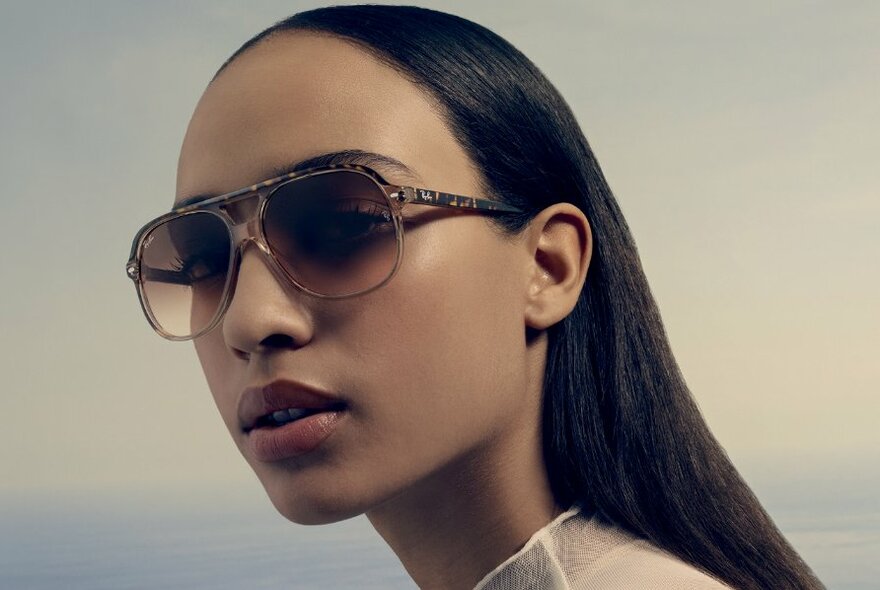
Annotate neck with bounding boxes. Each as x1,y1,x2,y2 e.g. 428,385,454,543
366,416,561,590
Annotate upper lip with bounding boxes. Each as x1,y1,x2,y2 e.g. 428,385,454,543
238,379,346,433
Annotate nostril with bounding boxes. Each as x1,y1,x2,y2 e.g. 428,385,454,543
261,333,296,348
230,346,250,361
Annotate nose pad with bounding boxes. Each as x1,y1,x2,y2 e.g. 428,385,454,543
230,216,261,246
232,230,291,290
222,195,261,225
221,234,314,355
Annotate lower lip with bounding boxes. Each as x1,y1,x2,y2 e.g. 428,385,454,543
246,410,345,462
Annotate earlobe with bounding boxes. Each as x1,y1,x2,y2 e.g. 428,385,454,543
523,204,592,331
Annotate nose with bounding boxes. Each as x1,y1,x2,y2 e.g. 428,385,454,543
221,240,314,357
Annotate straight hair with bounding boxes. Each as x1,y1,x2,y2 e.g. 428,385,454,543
220,6,824,589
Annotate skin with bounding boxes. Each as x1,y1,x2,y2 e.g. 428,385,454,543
176,32,592,590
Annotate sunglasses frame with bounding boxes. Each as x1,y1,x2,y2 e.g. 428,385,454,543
126,164,524,341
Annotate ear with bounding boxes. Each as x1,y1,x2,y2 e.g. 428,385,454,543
523,203,592,331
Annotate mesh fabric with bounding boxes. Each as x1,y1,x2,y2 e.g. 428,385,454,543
473,506,734,590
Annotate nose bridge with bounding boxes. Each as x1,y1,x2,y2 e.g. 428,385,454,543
222,197,280,299
230,216,285,290
231,216,261,246
221,213,314,353
222,193,261,226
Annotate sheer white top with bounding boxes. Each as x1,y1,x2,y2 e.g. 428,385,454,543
474,506,735,590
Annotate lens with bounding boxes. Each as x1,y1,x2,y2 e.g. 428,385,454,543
263,171,399,296
139,211,232,338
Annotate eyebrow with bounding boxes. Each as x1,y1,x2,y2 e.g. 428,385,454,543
174,150,421,209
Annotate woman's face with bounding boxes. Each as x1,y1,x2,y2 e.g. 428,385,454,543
177,33,540,524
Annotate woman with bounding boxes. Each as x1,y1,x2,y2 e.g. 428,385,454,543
126,5,824,589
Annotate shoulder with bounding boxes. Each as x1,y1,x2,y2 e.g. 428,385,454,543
557,509,735,590
474,507,735,590
584,537,733,589
555,512,730,590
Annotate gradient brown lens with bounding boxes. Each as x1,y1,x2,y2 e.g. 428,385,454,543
140,211,233,338
263,171,399,296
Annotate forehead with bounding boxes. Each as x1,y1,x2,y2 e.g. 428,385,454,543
176,32,475,203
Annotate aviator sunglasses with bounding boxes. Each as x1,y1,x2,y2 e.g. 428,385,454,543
126,164,524,341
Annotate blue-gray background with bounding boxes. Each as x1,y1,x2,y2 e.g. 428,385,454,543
1,1,877,588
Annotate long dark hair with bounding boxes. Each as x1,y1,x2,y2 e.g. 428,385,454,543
220,6,824,589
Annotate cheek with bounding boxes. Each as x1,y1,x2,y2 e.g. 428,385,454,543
336,219,527,464
193,332,242,435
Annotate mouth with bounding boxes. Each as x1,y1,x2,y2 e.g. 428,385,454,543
246,403,347,432
238,380,348,461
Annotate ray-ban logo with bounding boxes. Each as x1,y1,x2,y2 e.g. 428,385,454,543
143,234,155,249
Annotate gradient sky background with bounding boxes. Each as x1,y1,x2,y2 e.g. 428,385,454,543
0,0,877,507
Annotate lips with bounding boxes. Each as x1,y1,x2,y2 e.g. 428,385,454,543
238,379,348,462
239,379,347,434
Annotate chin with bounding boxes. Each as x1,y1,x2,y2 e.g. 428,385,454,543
258,471,373,525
